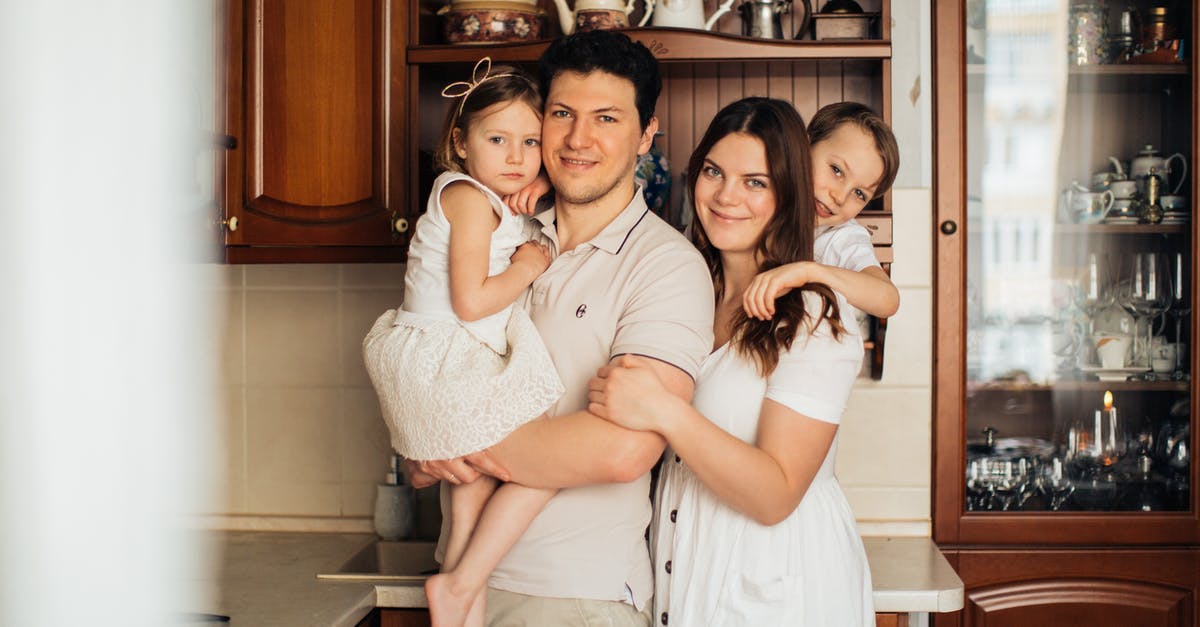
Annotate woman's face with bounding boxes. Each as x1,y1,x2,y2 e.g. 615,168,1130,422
693,132,776,257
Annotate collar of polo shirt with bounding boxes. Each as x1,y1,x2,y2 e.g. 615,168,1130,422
532,185,652,255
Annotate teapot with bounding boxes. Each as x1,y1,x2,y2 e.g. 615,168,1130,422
738,0,791,39
552,0,651,34
650,0,735,30
1130,144,1188,194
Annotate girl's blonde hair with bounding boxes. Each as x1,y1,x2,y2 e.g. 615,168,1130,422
434,64,542,174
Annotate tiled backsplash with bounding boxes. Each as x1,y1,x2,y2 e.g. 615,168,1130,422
209,189,933,531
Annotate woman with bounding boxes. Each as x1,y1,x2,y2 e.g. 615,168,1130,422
588,97,873,625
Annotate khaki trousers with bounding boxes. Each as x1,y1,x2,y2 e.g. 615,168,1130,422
485,587,653,627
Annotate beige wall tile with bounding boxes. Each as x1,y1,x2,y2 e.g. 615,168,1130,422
342,481,377,518
246,264,339,288
837,387,931,488
341,263,406,289
342,387,393,483
341,289,406,387
219,289,245,386
212,385,246,513
843,486,931,521
889,188,932,289
874,287,932,387
246,479,343,516
245,387,342,484
245,290,340,386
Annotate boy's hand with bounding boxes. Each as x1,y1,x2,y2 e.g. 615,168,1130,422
742,262,814,320
510,240,551,278
503,174,552,215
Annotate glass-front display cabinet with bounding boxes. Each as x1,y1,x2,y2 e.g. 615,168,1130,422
933,1,1199,624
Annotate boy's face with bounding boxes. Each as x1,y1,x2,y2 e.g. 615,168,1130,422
811,123,885,228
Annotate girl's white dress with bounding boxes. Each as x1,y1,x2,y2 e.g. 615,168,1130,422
650,294,873,626
363,171,563,461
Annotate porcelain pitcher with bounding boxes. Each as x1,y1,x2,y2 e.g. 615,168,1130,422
553,0,651,33
650,0,735,30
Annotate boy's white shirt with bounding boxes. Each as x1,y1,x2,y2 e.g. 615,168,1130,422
814,219,881,328
814,219,880,272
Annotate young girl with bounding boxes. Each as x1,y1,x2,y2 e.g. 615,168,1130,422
362,58,563,627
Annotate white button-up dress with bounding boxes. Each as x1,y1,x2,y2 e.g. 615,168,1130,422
649,295,874,626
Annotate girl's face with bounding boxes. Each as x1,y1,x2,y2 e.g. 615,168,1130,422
693,132,776,257
811,123,885,228
454,100,543,196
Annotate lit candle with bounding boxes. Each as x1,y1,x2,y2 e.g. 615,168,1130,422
1100,390,1118,466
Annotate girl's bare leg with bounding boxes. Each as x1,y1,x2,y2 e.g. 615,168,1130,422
425,483,556,627
439,477,497,574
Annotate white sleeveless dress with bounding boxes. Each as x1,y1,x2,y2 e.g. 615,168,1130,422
363,171,564,461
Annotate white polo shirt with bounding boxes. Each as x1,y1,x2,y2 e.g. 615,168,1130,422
487,191,715,609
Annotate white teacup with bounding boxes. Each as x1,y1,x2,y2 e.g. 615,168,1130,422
1152,343,1179,373
1094,334,1131,369
1110,180,1138,199
1160,195,1187,211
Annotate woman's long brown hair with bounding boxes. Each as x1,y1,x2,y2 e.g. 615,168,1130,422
686,97,845,376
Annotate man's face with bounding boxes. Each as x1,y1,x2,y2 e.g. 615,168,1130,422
541,70,656,209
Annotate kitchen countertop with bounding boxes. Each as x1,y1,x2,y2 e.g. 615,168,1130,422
204,530,963,626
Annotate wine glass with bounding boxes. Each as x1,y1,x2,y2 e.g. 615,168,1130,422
1118,252,1171,373
1165,252,1190,378
1074,253,1114,335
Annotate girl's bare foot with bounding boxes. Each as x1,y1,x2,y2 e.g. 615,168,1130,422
425,572,475,627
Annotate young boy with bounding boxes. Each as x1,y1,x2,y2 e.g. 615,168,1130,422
741,101,901,321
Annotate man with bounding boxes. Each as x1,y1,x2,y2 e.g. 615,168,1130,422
413,31,714,626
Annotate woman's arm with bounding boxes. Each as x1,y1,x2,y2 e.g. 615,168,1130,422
743,261,900,320
589,356,840,526
442,182,549,322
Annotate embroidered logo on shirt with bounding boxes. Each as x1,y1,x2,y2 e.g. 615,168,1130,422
575,304,587,318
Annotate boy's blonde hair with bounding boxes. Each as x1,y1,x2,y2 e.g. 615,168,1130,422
434,64,542,174
808,102,899,199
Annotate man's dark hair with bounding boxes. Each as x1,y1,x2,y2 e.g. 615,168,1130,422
538,31,661,130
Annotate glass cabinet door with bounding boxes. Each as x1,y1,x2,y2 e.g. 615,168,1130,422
959,0,1192,516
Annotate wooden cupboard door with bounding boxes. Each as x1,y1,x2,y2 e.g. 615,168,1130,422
935,549,1199,627
379,608,431,627
223,0,407,261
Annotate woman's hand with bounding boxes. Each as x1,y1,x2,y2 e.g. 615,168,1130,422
510,241,551,280
503,174,552,215
587,355,682,433
742,262,815,320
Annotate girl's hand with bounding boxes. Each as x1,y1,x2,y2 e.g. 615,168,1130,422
587,355,680,433
503,174,553,215
742,262,815,320
510,241,551,278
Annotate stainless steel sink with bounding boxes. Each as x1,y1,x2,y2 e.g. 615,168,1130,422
316,540,440,582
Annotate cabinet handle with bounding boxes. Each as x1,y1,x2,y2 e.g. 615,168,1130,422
393,217,409,234
222,216,239,232
939,220,957,235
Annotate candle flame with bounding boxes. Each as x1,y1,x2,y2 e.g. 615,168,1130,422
1104,390,1113,410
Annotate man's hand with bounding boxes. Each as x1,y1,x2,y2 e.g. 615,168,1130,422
404,450,512,489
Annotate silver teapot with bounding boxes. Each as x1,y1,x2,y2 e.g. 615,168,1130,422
738,0,791,39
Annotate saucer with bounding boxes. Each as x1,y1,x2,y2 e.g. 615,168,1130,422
1102,217,1140,225
1079,365,1151,381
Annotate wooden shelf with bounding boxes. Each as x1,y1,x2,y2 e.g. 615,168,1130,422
967,379,1190,393
409,29,891,63
967,63,1188,76
1055,223,1191,235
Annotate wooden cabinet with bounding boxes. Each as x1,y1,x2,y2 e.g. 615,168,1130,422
933,1,1199,625
940,549,1199,627
221,0,409,263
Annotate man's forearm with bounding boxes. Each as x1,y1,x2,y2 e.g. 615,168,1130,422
489,409,667,489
